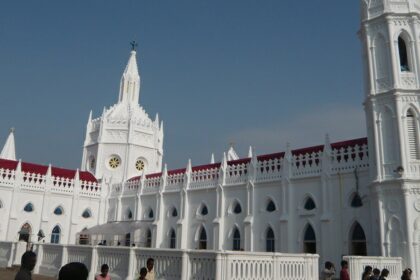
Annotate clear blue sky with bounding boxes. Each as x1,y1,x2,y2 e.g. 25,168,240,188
0,0,365,170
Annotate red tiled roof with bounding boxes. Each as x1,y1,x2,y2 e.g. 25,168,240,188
0,158,97,183
126,137,368,182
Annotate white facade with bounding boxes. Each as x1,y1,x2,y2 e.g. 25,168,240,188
1,0,420,277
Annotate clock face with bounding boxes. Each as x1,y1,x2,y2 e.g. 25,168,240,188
109,156,121,169
136,159,145,171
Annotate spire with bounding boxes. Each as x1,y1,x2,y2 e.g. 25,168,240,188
118,47,141,104
0,128,16,160
248,146,253,158
210,153,215,164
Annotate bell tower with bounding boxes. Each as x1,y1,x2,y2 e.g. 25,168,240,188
360,0,420,272
81,46,164,182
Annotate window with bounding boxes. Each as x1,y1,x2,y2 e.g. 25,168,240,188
304,197,316,211
50,226,60,244
199,227,207,250
82,209,92,218
19,223,32,242
350,222,367,256
127,209,133,220
148,209,154,219
350,193,363,208
266,200,276,212
398,36,410,71
79,228,89,245
24,203,34,213
232,228,241,251
303,225,316,253
108,155,121,169
200,204,208,216
172,208,178,217
145,229,152,248
266,227,275,252
125,233,131,247
136,159,145,171
233,201,242,214
169,229,176,249
407,110,419,160
54,206,63,215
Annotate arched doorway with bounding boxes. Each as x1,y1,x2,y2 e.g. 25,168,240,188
303,224,316,253
18,223,32,242
350,222,367,255
198,227,207,250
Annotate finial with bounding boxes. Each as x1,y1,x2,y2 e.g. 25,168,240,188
130,41,138,51
10,127,15,133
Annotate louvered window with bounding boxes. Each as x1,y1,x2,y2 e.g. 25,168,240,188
407,110,419,159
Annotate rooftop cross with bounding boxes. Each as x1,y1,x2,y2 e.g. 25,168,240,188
130,41,138,51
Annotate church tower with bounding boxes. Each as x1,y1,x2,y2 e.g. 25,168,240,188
360,0,420,271
81,47,164,182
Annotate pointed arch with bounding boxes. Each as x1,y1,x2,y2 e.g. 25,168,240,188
266,227,275,252
171,207,178,217
18,222,32,242
197,202,209,216
229,199,242,214
169,228,176,249
145,228,152,248
144,207,154,220
126,208,133,220
79,227,90,245
232,226,241,251
397,34,410,71
50,225,61,244
53,206,64,215
266,198,276,212
303,196,316,211
406,108,420,160
195,225,207,250
349,222,367,255
373,33,391,88
303,224,316,253
23,202,34,213
82,208,92,218
386,216,403,257
350,192,363,208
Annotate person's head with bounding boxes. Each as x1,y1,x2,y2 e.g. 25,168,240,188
58,262,89,280
364,265,373,274
21,251,37,271
403,268,412,277
325,261,333,269
139,267,148,279
373,268,380,276
341,260,348,269
380,268,389,277
100,264,109,276
146,258,154,271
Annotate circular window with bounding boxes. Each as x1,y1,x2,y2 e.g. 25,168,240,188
108,156,121,169
136,159,145,171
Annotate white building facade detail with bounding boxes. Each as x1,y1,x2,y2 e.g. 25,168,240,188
1,0,420,276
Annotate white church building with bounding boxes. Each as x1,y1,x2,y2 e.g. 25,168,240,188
1,0,420,274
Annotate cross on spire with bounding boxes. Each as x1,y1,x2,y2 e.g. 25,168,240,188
130,41,138,51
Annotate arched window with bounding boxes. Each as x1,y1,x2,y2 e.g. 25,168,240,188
148,209,154,219
304,197,316,210
169,228,176,249
127,209,133,220
24,203,34,213
125,233,131,246
303,224,316,253
50,226,60,244
232,227,241,251
233,201,242,214
54,206,63,215
398,36,410,71
350,222,367,256
266,200,276,212
79,228,89,245
406,109,420,160
200,204,208,216
82,209,92,218
172,208,178,217
350,193,363,208
18,223,32,242
145,228,152,248
199,227,207,250
266,227,275,252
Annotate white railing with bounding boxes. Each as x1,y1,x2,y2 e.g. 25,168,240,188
225,163,248,185
331,144,369,173
0,241,14,268
292,152,322,178
256,158,282,182
343,256,403,280
0,242,320,280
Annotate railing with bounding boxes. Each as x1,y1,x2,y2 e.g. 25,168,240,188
256,158,282,182
292,152,322,178
331,144,369,173
225,163,248,185
190,167,219,190
0,241,320,280
0,241,14,267
343,256,402,280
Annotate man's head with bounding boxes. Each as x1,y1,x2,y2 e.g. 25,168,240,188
140,267,148,278
101,264,109,276
340,260,348,269
373,268,380,276
58,262,89,280
21,251,37,271
380,268,389,277
146,258,154,272
325,261,333,269
364,265,372,274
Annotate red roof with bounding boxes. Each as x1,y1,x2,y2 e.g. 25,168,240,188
0,158,97,183
126,137,368,182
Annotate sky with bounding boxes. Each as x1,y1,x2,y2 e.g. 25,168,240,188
0,0,366,170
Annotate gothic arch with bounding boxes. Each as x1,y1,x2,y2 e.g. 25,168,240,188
301,222,317,253
265,225,276,252
302,194,317,211
395,30,413,72
372,33,391,84
349,221,367,255
228,199,243,215
194,224,208,250
50,224,62,244
265,196,277,212
386,216,404,257
18,222,33,242
144,207,154,220
125,207,133,220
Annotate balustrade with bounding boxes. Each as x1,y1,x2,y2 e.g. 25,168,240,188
344,256,402,280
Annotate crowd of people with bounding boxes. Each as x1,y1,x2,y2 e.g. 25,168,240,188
321,260,413,280
14,251,156,280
